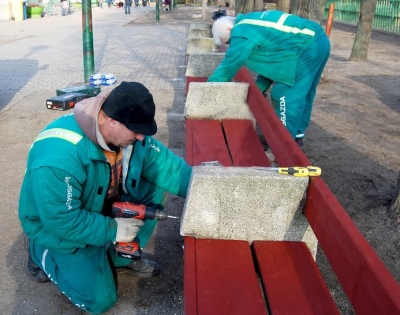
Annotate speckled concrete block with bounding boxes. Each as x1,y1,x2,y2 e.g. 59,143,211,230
189,22,211,31
187,38,218,54
185,53,225,78
180,167,318,258
185,82,255,122
188,28,212,38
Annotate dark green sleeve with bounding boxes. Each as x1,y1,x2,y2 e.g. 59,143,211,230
207,37,258,82
141,138,192,198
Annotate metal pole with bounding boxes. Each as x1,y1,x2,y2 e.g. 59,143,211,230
82,0,95,83
156,0,160,21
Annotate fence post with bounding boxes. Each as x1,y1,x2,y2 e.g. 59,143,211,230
326,2,335,36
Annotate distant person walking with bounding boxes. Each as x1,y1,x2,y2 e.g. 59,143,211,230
125,0,132,13
165,0,170,11
107,0,112,8
61,0,68,16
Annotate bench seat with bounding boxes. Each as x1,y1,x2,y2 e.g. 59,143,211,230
184,117,338,314
185,118,270,167
184,236,340,315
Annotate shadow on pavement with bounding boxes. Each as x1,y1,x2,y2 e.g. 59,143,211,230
0,59,38,111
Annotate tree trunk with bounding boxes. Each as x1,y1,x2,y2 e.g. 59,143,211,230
349,0,378,61
390,171,400,214
290,0,327,23
235,0,263,14
277,0,290,13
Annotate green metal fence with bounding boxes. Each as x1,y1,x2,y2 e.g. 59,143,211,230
324,0,400,34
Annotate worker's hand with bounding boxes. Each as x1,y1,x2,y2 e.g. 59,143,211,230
115,218,144,242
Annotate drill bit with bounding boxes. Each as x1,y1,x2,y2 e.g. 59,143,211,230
167,215,179,219
154,210,179,220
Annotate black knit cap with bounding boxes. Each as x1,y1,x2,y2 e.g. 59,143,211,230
102,81,157,135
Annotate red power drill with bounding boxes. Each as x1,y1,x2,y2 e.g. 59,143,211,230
111,201,178,260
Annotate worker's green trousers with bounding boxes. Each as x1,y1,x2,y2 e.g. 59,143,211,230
30,186,167,314
259,34,330,140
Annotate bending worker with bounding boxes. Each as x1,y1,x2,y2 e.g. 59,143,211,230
208,11,330,146
19,81,192,314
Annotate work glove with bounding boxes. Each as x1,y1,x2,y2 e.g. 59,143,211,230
115,218,144,243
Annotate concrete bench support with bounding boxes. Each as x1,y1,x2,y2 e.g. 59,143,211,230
185,82,254,122
185,53,225,93
186,38,218,54
181,166,318,256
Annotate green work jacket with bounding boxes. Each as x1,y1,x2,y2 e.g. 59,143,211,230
208,11,326,87
19,113,192,254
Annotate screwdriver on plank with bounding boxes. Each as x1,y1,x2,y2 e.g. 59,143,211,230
252,166,322,177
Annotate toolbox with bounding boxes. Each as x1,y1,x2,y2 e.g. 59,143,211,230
56,85,101,97
46,93,89,111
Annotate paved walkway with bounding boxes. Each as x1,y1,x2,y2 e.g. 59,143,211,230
0,4,215,315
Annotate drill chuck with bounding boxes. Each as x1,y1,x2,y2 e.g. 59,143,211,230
154,210,169,220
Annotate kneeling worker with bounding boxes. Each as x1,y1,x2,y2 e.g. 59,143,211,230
19,81,192,314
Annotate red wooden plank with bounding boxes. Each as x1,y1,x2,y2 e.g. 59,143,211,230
196,239,268,315
185,119,232,166
186,77,208,95
304,178,400,315
184,237,198,315
253,240,340,315
222,119,271,167
233,67,309,167
186,119,195,165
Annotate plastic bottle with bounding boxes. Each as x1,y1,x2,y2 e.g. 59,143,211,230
89,79,102,86
90,74,103,81
102,78,117,86
102,74,115,80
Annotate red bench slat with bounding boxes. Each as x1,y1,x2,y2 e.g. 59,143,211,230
304,178,400,315
184,237,198,315
253,240,340,315
195,239,269,315
222,119,271,167
185,119,232,166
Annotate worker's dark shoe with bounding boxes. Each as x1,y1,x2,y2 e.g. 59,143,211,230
117,258,160,278
295,138,304,147
26,254,50,283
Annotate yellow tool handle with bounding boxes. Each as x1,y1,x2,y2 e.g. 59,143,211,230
278,167,309,177
306,166,322,176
